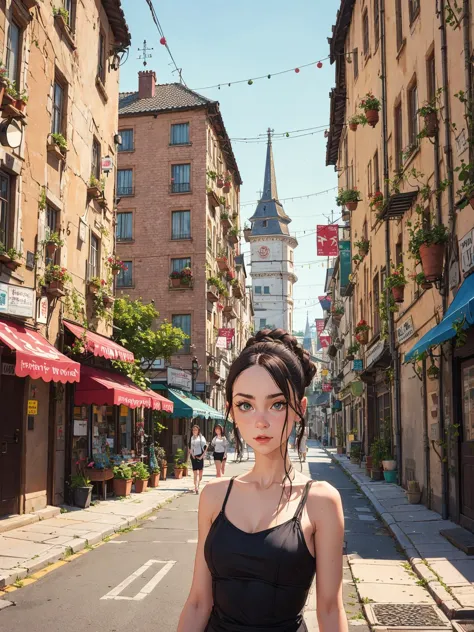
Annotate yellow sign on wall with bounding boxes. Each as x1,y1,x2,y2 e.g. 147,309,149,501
120,405,129,416
27,400,38,415
322,369,329,377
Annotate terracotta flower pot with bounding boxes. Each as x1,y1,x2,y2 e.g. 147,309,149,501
161,465,167,481
332,312,342,324
46,242,57,257
171,277,181,287
345,201,358,212
358,248,368,257
382,460,397,471
365,109,379,127
112,268,120,276
216,179,224,188
424,112,438,137
356,330,369,345
370,468,383,481
419,243,445,281
391,285,405,303
174,467,183,479
223,185,231,194
349,122,358,132
15,99,26,113
134,479,148,493
407,491,421,504
149,472,160,488
113,478,132,497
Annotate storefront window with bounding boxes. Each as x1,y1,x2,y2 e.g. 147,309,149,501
72,406,89,472
119,405,133,453
91,405,115,463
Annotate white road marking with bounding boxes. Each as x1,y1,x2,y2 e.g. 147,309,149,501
187,539,198,543
152,540,196,544
147,516,157,521
108,540,127,544
355,507,371,512
101,559,176,601
358,514,376,521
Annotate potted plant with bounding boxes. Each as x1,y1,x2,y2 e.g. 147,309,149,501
180,266,193,286
0,66,8,103
44,264,71,295
407,218,449,282
355,319,370,345
410,271,432,291
243,222,251,242
88,276,101,295
70,460,93,508
44,231,64,257
216,174,224,188
107,255,126,276
427,363,439,380
417,102,438,137
384,265,408,303
49,132,68,156
216,253,229,272
149,465,160,488
370,438,385,480
228,226,240,245
455,160,474,209
336,423,344,455
359,92,381,127
336,187,362,212
169,270,182,287
87,174,103,199
346,342,360,362
407,480,421,504
132,462,150,493
53,5,70,23
221,211,232,232
369,191,384,216
113,463,133,497
3,80,17,107
223,172,232,193
348,114,367,132
0,242,10,264
350,444,361,464
155,445,167,480
15,89,28,113
331,301,344,324
206,170,217,182
5,247,22,271
174,448,186,479
354,239,369,257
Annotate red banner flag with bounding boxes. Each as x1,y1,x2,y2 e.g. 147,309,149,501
322,383,333,392
317,225,339,256
315,319,325,336
320,335,331,348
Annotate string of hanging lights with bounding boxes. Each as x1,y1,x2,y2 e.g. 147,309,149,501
240,186,338,207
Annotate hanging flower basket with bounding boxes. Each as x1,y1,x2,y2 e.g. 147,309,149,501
216,178,224,188
359,93,381,128
365,110,379,127
46,241,58,257
391,286,405,303
419,243,445,281
349,121,358,132
346,201,358,211
223,184,231,194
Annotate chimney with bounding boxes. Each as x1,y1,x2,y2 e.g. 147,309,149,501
138,70,156,99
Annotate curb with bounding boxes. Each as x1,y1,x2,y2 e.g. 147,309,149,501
322,447,474,621
0,488,186,589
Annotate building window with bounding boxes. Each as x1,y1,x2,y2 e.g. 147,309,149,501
362,10,369,57
63,0,75,29
395,0,403,51
172,314,191,353
353,47,359,79
171,164,191,193
88,233,100,280
6,21,21,84
52,79,65,135
373,149,380,192
170,123,190,145
427,53,436,101
396,240,403,267
262,220,268,228
254,286,262,294
117,261,133,288
394,102,403,172
409,0,420,24
367,160,373,197
344,136,349,188
171,210,191,240
46,205,59,264
91,138,101,180
259,318,267,329
171,257,191,273
374,0,380,49
408,82,418,146
373,273,380,336
0,172,10,247
117,169,133,196
97,29,106,84
263,286,270,295
116,212,133,241
362,220,368,242
118,129,134,152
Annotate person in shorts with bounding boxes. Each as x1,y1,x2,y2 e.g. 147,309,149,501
211,424,228,477
188,425,207,494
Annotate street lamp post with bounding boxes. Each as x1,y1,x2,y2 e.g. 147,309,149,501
191,356,200,396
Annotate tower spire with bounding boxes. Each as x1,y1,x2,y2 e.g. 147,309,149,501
262,127,278,201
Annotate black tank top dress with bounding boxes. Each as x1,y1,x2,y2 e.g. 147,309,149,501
204,478,316,632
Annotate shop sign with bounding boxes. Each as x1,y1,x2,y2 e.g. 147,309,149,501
396,316,415,344
167,367,192,392
120,405,129,416
73,419,88,436
353,359,363,371
459,229,474,276
339,240,351,289
321,369,329,376
0,282,35,318
216,336,227,349
322,383,332,392
27,399,38,415
366,340,386,369
37,296,48,325
1,362,14,375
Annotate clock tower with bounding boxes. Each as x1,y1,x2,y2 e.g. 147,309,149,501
249,129,298,333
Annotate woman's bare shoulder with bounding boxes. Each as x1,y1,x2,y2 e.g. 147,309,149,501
200,477,233,516
306,480,343,522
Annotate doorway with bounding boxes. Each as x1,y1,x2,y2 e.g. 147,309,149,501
460,359,474,529
0,373,24,516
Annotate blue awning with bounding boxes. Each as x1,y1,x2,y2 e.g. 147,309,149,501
315,392,330,407
153,386,225,420
405,273,474,362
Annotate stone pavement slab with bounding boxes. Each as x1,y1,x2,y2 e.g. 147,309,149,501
357,581,434,604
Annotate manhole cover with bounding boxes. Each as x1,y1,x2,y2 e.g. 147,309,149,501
372,604,445,627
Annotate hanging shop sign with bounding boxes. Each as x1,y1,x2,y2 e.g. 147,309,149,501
101,155,113,173
321,369,329,376
351,381,364,397
317,225,339,256
339,240,351,289
37,296,48,325
216,336,227,349
318,295,332,311
396,316,415,345
353,359,363,371
315,319,325,336
322,383,332,392
459,229,474,276
0,282,35,319
27,400,38,415
218,328,234,349
319,335,331,348
167,367,192,392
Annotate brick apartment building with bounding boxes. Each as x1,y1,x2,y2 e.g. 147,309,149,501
116,71,253,414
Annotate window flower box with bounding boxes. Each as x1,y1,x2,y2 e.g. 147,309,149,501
216,256,229,272
87,185,102,199
207,285,219,303
88,278,101,296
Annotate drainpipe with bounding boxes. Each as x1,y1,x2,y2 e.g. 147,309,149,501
422,357,431,508
463,0,473,167
380,0,402,481
438,0,456,520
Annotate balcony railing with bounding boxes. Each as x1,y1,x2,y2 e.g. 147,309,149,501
117,186,134,197
170,182,191,194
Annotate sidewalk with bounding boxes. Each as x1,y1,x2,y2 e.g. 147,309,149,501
324,446,474,621
0,469,202,590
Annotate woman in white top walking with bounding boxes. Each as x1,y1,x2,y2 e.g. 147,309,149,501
211,424,228,477
188,424,207,494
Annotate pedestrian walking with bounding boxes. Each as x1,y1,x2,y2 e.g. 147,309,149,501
289,424,296,450
210,424,228,477
178,328,347,632
188,424,207,494
299,424,309,462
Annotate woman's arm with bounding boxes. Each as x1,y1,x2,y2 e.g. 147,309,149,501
177,483,215,631
312,483,348,632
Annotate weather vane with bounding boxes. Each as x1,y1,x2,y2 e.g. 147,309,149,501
138,40,153,67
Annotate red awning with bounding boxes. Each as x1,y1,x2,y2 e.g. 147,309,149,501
75,366,152,409
63,321,134,363
146,389,174,413
0,319,80,383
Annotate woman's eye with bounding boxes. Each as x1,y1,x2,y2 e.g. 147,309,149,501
272,401,287,411
236,401,252,412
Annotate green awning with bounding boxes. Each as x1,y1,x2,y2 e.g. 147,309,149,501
152,385,225,420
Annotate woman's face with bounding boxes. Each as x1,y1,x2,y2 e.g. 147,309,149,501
192,427,199,436
229,365,307,456
215,426,222,436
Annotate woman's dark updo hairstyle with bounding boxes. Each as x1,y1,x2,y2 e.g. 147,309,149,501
225,329,317,493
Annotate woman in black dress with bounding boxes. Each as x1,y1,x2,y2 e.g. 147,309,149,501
178,329,348,631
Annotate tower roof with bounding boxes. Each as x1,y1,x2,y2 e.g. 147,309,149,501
303,313,312,352
249,129,291,237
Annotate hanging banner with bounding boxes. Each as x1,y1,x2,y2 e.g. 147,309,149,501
315,319,325,336
218,328,234,350
322,383,333,392
320,335,331,348
339,240,351,289
317,225,339,256
318,295,332,311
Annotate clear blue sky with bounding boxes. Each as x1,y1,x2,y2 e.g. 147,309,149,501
120,0,338,333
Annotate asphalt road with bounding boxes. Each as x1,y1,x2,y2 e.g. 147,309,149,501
0,446,394,631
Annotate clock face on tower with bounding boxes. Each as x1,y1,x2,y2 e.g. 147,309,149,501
258,246,270,259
